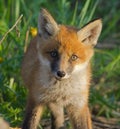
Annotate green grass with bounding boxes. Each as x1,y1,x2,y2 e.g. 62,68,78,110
0,0,120,127
91,48,120,118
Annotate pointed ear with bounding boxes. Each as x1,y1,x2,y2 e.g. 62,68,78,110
38,8,59,39
77,19,102,46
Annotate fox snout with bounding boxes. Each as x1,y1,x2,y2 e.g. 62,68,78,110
53,69,70,80
52,70,66,80
51,58,71,80
57,71,66,78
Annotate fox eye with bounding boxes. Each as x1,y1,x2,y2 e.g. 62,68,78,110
50,50,58,58
71,54,78,61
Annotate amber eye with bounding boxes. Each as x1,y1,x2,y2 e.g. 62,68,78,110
71,54,78,61
50,50,58,58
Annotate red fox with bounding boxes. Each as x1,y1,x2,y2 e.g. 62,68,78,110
21,9,102,129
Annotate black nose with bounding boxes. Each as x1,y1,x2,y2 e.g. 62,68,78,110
57,71,66,78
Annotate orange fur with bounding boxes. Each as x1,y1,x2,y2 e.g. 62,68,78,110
56,25,94,63
21,9,102,129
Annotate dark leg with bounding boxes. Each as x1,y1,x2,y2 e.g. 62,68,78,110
22,97,44,129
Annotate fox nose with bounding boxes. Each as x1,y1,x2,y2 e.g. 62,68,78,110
57,71,66,78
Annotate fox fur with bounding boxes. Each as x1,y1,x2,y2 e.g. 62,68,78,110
21,8,102,129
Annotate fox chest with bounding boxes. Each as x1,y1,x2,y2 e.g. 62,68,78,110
34,78,88,106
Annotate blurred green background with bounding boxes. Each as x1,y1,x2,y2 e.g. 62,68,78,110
0,0,120,127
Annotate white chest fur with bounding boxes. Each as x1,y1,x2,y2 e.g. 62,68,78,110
34,69,89,108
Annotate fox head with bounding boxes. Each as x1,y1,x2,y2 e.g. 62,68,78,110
37,9,102,80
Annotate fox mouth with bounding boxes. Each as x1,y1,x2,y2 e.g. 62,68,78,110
55,77,62,81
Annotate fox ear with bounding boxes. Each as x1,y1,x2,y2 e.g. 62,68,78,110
77,19,102,46
38,8,59,38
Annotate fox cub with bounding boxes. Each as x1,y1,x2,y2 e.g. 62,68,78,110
21,9,102,129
